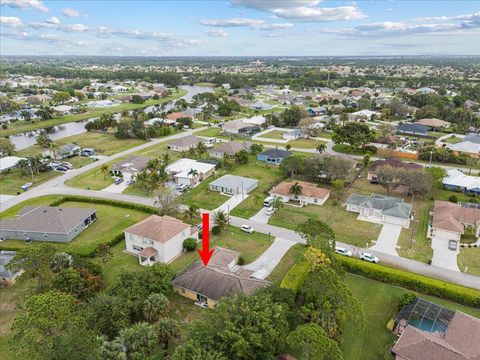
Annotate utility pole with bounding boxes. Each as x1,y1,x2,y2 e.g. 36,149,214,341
409,193,415,250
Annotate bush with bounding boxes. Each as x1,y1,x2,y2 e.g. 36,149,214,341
449,195,458,203
49,196,157,214
183,238,197,252
386,319,395,332
211,226,221,235
337,256,480,308
397,292,417,311
280,261,310,293
237,256,245,265
198,231,202,240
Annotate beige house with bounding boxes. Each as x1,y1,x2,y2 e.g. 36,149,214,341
269,181,330,206
172,247,270,308
208,141,251,159
167,135,204,152
428,201,480,242
124,215,197,266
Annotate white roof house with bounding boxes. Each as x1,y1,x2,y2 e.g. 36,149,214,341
348,109,379,121
166,158,216,187
0,156,26,172
87,100,116,108
209,175,258,195
243,115,266,126
442,169,480,194
447,135,480,156
53,105,74,114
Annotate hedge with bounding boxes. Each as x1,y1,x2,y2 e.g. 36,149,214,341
49,196,158,214
337,256,480,308
280,261,310,293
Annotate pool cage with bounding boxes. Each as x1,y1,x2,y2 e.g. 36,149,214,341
394,298,455,336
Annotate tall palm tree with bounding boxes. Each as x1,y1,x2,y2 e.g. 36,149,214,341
35,133,52,150
20,110,31,121
196,142,207,158
101,164,110,180
316,143,327,154
289,182,303,200
187,168,199,184
185,205,199,223
48,141,58,159
161,153,172,166
272,197,284,212
156,318,180,350
117,322,157,359
213,210,229,232
143,293,169,323
36,106,53,121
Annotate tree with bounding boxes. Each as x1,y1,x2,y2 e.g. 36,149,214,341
52,91,71,104
285,144,292,151
425,166,447,187
183,238,198,252
154,187,181,216
287,323,343,360
156,317,180,350
35,132,52,150
171,341,228,360
234,149,249,164
377,123,396,137
401,170,434,196
376,166,403,192
143,293,169,323
185,204,199,223
272,197,284,212
101,164,110,180
249,143,263,155
299,117,317,138
0,138,15,156
289,182,303,200
103,322,158,359
36,106,53,121
20,109,32,121
281,105,305,127
88,294,130,340
332,123,375,149
296,219,335,253
213,210,229,232
280,155,306,178
316,143,327,153
330,179,345,202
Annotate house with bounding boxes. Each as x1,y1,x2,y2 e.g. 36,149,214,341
167,135,204,152
346,193,412,228
53,105,74,115
257,149,293,165
396,123,430,137
0,206,96,242
442,169,480,195
269,181,330,206
447,134,480,157
0,156,26,173
124,215,197,266
86,99,115,108
416,87,436,94
428,201,480,242
283,129,303,141
348,109,379,122
415,118,450,129
223,120,261,136
57,143,81,159
209,175,258,195
166,158,216,187
167,112,191,121
250,102,272,111
243,115,266,126
208,141,251,159
0,251,22,286
367,158,423,181
110,155,150,178
306,107,327,116
392,298,480,360
172,247,270,308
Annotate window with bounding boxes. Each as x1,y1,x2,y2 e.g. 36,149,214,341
313,199,318,203
133,245,143,252
142,239,153,245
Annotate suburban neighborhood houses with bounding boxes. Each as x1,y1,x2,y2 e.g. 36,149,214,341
1,4,480,357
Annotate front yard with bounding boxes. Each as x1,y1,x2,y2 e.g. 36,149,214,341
458,247,480,276
0,169,59,195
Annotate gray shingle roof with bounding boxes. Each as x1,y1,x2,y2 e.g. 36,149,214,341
210,175,258,191
259,149,293,158
347,193,412,219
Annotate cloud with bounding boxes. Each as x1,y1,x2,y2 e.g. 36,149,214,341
258,23,293,30
29,19,89,32
62,8,82,17
2,30,89,47
204,29,228,37
199,17,264,27
1,0,48,13
231,0,365,22
45,16,60,25
0,16,23,28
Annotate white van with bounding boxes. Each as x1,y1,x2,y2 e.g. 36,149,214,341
263,197,274,207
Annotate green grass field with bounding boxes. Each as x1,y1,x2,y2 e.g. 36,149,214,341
0,169,59,195
259,130,285,139
65,163,116,190
458,247,480,276
287,138,327,149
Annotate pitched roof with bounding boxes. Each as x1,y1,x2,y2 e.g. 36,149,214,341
167,112,190,120
443,169,480,192
416,118,451,128
168,135,203,148
124,215,191,243
449,135,480,154
397,123,430,134
210,174,258,191
270,181,330,199
346,193,412,219
258,149,293,158
369,158,423,172
223,119,254,130
210,141,251,155
0,206,96,234
110,155,150,172
172,247,270,301
432,201,480,233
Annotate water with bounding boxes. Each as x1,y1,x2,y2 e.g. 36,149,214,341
7,85,214,151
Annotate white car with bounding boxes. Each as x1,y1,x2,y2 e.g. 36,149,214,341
240,225,254,234
360,252,379,263
335,246,352,257
175,183,189,192
265,207,275,216
21,182,33,191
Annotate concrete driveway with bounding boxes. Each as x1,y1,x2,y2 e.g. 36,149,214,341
249,207,271,224
243,237,296,279
101,174,131,194
431,236,460,272
371,223,402,256
213,193,249,213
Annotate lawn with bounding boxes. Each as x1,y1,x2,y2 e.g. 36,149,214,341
443,136,462,144
267,244,306,284
0,197,151,256
0,169,59,195
259,130,285,140
65,163,116,190
269,201,381,247
458,247,480,276
332,144,370,155
184,172,230,210
0,89,187,137
195,127,221,138
288,138,327,149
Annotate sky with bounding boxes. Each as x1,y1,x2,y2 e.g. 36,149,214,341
0,0,479,56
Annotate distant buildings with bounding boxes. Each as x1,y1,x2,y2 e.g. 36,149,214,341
446,134,480,157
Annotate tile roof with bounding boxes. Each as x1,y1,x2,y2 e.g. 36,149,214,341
124,215,191,243
0,206,96,234
416,118,451,128
270,181,330,199
110,155,150,172
210,141,251,155
432,201,480,234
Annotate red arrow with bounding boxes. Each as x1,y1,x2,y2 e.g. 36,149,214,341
197,213,214,266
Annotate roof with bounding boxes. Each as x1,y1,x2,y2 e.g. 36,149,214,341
346,193,412,219
168,135,203,148
58,143,80,153
0,156,26,171
172,247,270,301
243,115,266,125
210,141,251,155
397,123,430,134
258,149,293,159
270,181,330,199
449,135,480,154
443,169,480,192
0,206,96,234
369,158,422,172
416,118,451,128
392,311,480,360
210,174,258,190
167,112,190,120
124,215,190,243
53,105,73,112
223,119,254,130
166,158,216,178
432,201,480,234
138,247,158,257
110,155,150,172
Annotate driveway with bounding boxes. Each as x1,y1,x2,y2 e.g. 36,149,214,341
243,237,296,279
431,236,460,272
249,207,271,224
371,223,402,256
213,193,249,213
101,174,131,194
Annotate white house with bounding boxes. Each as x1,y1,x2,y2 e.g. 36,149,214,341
348,110,380,122
166,158,216,187
57,143,81,159
442,169,480,195
269,181,330,206
124,215,197,265
0,156,26,173
53,105,74,115
86,100,116,108
209,175,258,195
243,115,266,126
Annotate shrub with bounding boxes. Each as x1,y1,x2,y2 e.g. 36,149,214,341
386,319,395,332
183,238,197,252
397,292,417,311
337,256,480,308
281,261,310,293
237,256,245,265
449,195,458,203
211,225,221,235
198,231,202,240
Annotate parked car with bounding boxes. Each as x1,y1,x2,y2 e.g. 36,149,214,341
448,240,458,251
126,179,135,185
195,224,202,232
175,183,189,192
81,148,95,157
208,138,216,144
21,182,32,191
335,246,352,257
114,178,124,185
360,252,379,263
61,162,73,170
265,207,275,216
24,238,33,245
263,196,274,207
55,166,69,172
240,225,254,234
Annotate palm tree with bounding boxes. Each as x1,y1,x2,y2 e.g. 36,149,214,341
187,168,199,184
185,205,199,223
20,110,32,121
143,293,169,323
213,210,229,232
48,141,57,159
36,106,53,121
289,182,303,200
35,133,52,150
117,322,157,358
161,153,172,166
101,164,110,180
156,318,180,350
316,143,327,153
272,197,284,212
196,142,207,158
0,138,15,156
